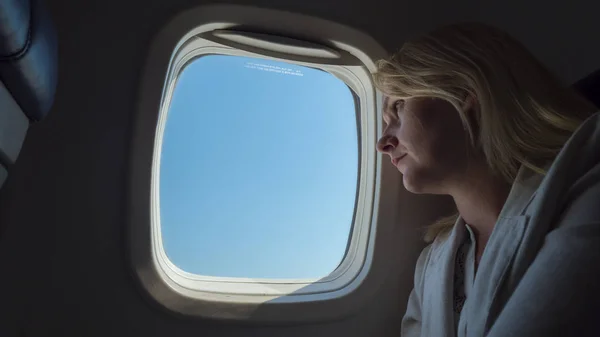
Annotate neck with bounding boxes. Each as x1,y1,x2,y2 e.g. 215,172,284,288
450,164,511,241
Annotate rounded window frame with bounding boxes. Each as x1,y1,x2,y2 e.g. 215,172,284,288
129,4,393,322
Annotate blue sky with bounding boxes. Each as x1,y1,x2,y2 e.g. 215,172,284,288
159,55,358,279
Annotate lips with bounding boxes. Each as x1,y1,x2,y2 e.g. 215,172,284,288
391,154,407,166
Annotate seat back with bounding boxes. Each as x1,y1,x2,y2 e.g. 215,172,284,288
0,0,57,187
574,69,600,108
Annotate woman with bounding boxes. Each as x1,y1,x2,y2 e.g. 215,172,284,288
374,23,600,337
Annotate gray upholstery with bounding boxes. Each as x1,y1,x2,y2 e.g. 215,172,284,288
0,0,57,188
0,81,29,165
0,164,7,188
0,0,58,121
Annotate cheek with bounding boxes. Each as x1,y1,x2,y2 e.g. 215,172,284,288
396,117,432,159
399,114,468,168
426,123,471,173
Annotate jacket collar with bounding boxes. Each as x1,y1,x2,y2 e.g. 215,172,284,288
497,165,546,219
447,166,545,336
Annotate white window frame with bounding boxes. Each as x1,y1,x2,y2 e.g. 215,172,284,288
156,36,372,294
129,4,394,322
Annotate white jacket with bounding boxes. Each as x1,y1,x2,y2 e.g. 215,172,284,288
402,112,600,337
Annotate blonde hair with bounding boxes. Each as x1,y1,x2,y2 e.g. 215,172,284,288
373,23,596,242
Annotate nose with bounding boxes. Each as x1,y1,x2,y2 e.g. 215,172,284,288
376,132,399,155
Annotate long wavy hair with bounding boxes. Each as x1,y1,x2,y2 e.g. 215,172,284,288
373,23,596,242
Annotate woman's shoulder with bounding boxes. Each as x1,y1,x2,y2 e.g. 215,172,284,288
542,112,600,211
412,244,433,286
415,228,454,269
524,111,600,243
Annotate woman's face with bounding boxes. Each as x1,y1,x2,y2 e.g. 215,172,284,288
376,96,472,194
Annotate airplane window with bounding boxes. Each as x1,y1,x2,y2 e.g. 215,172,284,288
158,54,359,279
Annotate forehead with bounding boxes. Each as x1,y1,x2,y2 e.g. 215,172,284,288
382,95,393,112
382,95,389,109
381,95,396,125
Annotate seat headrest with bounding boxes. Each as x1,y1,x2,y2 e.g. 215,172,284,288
573,69,600,108
0,0,57,188
0,0,58,122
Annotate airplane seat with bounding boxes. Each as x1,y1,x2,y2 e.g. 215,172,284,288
0,0,57,188
574,69,600,108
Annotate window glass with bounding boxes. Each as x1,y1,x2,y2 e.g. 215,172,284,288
159,55,358,279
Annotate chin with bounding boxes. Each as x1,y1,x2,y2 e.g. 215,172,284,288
401,171,442,195
402,174,427,194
